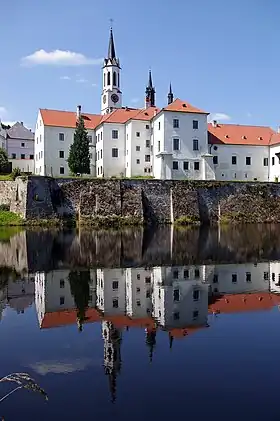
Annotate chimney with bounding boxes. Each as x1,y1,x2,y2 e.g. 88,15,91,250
76,105,81,120
21,121,24,126
212,120,217,128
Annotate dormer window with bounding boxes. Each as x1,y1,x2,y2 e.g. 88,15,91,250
242,135,247,140
225,134,229,138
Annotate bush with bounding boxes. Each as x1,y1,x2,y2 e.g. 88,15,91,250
11,167,22,180
0,204,10,211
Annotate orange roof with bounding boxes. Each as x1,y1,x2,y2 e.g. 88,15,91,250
208,123,276,146
270,132,280,146
163,98,208,115
41,308,101,329
40,109,102,130
208,292,280,314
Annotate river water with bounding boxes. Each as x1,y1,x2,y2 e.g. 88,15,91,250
1,225,280,420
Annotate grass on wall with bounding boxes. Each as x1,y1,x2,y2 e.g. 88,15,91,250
0,211,23,226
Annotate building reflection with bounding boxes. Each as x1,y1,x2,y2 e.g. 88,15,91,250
33,262,280,401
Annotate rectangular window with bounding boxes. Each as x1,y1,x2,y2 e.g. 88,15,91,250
136,146,140,151
100,150,103,159
194,161,200,171
60,296,65,305
88,135,92,143
158,141,160,152
173,270,179,279
100,132,102,140
136,159,140,164
193,310,199,320
213,156,218,165
193,290,200,301
21,154,25,159
264,272,269,281
173,161,179,170
173,312,180,320
246,272,252,282
59,133,64,141
113,299,119,308
193,139,199,151
136,132,140,137
173,118,179,128
213,274,219,283
112,148,118,158
246,157,251,165
30,154,34,159
146,139,150,147
194,269,200,278
193,120,199,129
60,279,65,288
97,134,100,142
40,134,42,142
60,166,64,175
145,155,150,162
145,276,151,284
12,153,16,159
173,138,180,151
21,142,25,147
112,281,119,290
173,289,180,302
112,130,118,139
232,156,237,165
184,269,189,278
97,151,100,160
158,122,161,130
232,274,237,283
136,300,141,307
183,161,189,170
59,151,64,158
272,157,275,165
146,125,150,129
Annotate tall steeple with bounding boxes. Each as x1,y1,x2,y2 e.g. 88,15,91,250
168,83,174,105
101,26,122,115
108,28,116,60
145,69,156,108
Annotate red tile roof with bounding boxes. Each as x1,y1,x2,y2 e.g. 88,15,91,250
163,98,208,115
40,109,102,130
41,307,101,329
208,123,276,146
208,292,280,314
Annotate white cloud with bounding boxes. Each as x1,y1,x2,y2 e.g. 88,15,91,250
60,75,71,80
21,50,103,67
130,98,140,104
208,112,231,122
0,106,8,117
29,358,95,376
76,78,88,83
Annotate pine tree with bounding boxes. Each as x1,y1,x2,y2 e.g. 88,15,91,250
68,116,90,175
0,148,8,172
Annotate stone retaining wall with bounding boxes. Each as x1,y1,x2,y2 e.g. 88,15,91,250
2,177,280,225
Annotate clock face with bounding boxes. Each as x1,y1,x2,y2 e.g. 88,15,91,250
111,93,119,103
103,95,106,104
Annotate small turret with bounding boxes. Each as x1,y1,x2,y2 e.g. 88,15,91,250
168,83,174,105
145,70,156,108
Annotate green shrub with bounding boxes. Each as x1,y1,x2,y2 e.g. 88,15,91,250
11,167,22,180
0,204,10,211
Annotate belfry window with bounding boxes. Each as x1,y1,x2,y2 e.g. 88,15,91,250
113,71,117,86
107,72,111,85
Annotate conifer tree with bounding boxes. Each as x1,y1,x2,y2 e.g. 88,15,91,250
68,116,90,175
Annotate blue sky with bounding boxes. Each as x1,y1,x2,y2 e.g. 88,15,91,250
1,0,280,129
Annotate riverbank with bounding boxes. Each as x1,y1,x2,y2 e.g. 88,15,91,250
1,176,280,226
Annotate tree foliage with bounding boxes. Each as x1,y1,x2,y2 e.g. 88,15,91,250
0,148,8,171
68,270,90,331
68,116,90,175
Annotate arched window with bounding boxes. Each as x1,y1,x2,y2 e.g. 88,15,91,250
118,73,120,87
107,72,111,85
113,71,117,86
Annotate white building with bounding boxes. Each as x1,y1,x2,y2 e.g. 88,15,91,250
6,122,35,173
34,28,280,181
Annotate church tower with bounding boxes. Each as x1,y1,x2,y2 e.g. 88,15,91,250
102,321,122,402
168,83,174,105
101,28,122,115
145,70,156,108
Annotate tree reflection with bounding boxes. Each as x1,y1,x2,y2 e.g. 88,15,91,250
68,270,90,331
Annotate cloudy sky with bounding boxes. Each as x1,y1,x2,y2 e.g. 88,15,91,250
1,0,280,128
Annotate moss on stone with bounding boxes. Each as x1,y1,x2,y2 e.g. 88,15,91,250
174,215,201,226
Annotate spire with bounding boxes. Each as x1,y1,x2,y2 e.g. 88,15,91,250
168,82,174,105
108,27,116,60
145,69,156,108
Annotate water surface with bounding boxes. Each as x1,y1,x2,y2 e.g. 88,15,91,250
1,225,280,420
